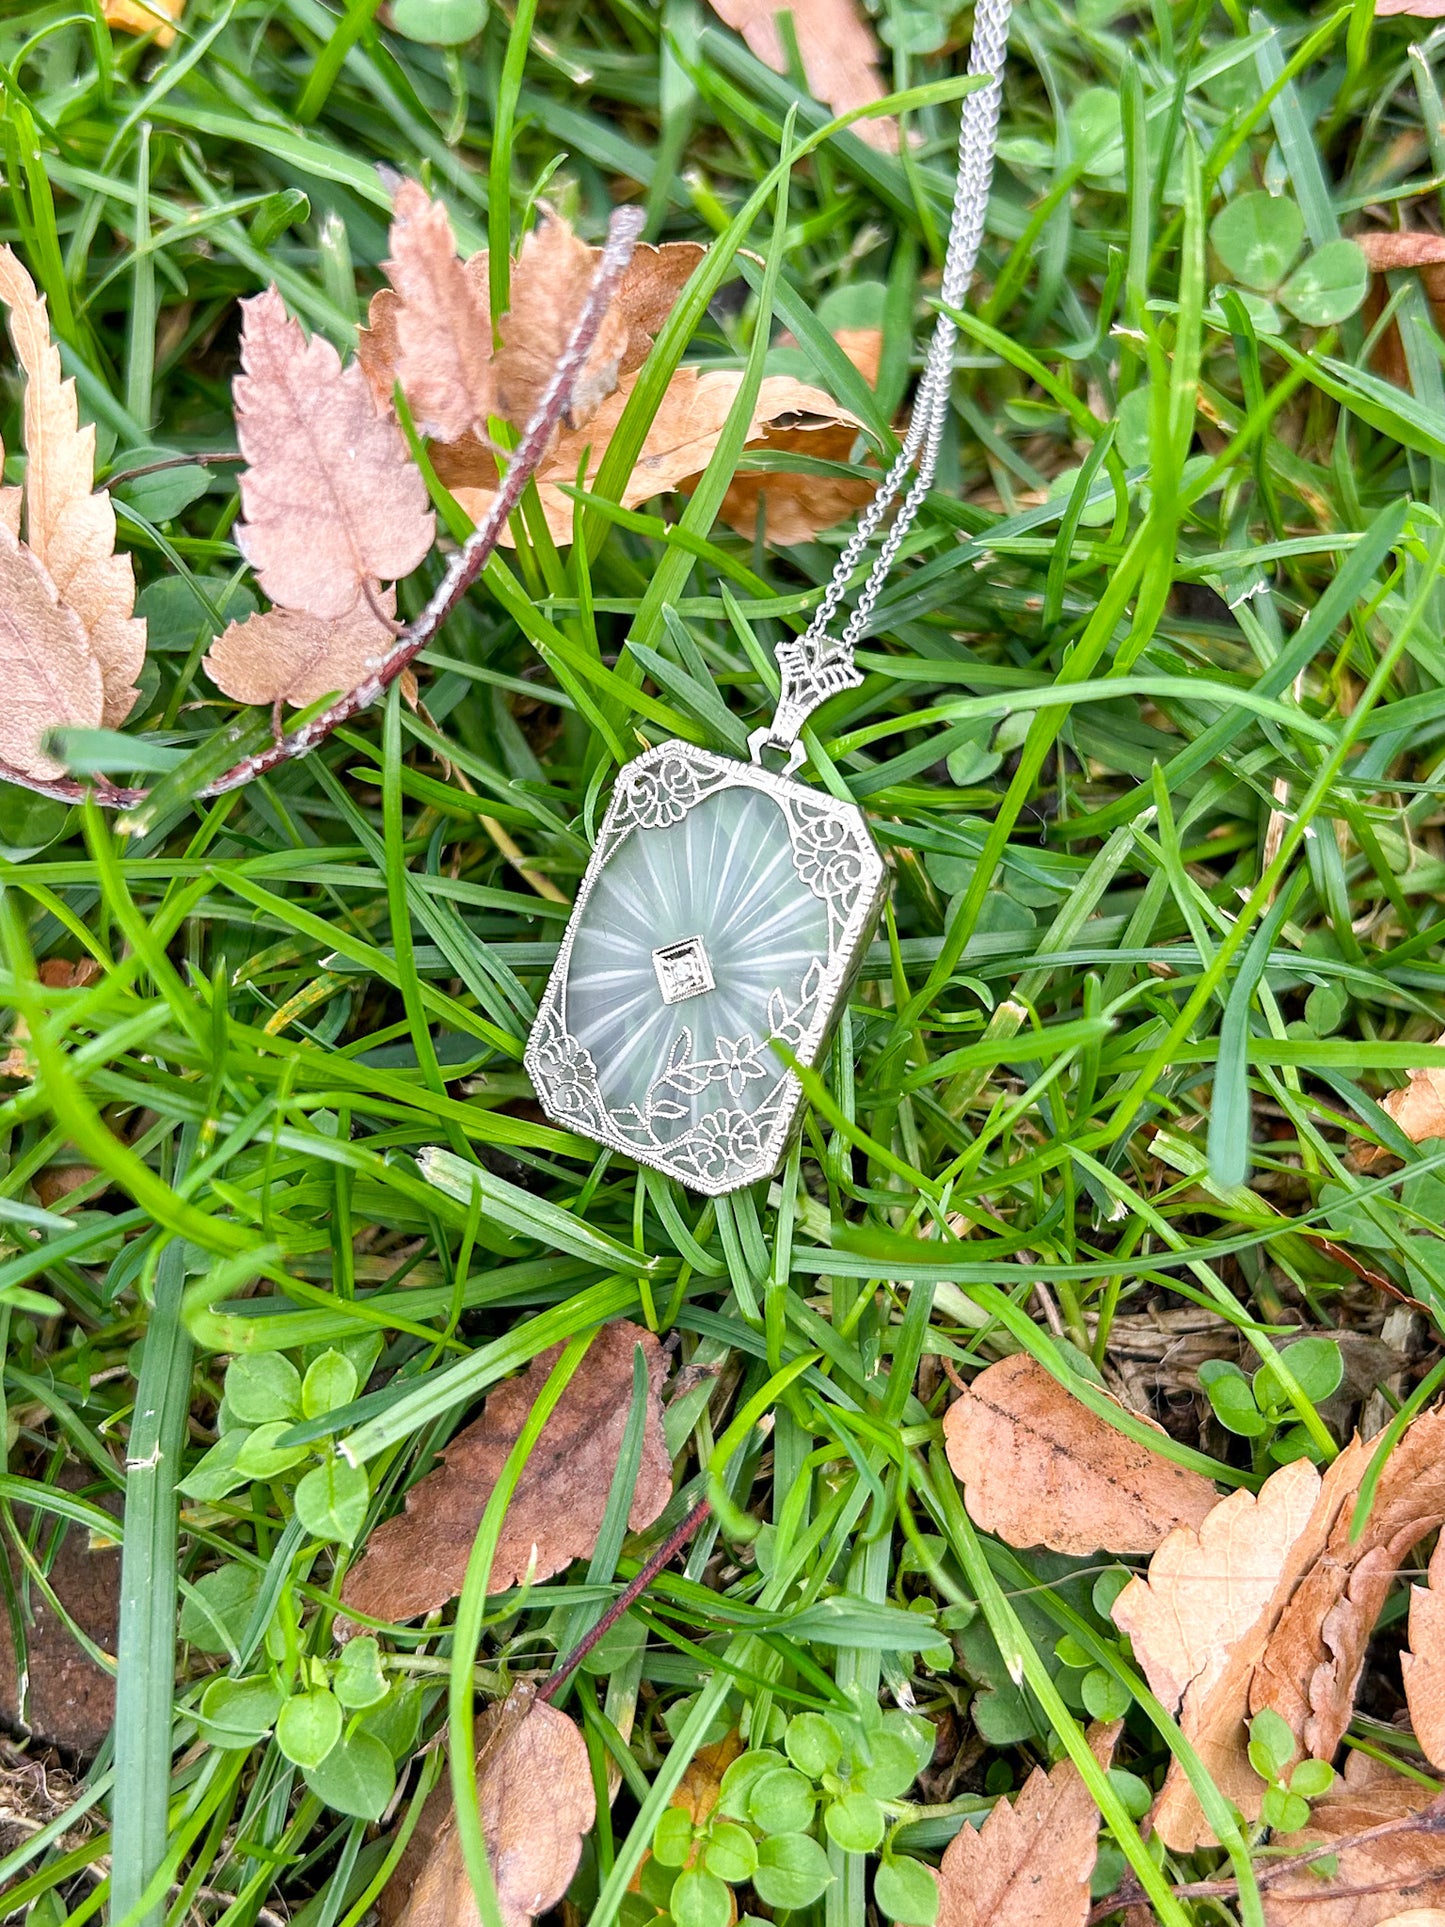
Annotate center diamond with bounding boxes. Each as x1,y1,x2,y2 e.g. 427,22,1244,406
652,936,714,1005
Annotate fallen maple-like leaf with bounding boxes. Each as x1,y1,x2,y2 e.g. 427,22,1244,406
1262,1768,1445,1927
942,1353,1217,1556
231,287,434,621
1111,1446,1368,1851
1251,1407,1445,1764
932,1722,1120,1927
205,586,397,710
382,1688,595,1927
448,364,870,547
491,215,634,431
706,0,899,151
342,1321,672,1624
1382,1041,1445,1142
382,182,495,444
0,246,145,727
103,0,183,39
0,522,104,779
1404,1534,1445,1770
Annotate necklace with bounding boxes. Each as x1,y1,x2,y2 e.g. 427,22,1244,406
525,1,1013,1196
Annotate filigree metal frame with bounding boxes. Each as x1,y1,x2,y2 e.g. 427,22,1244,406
525,741,887,1194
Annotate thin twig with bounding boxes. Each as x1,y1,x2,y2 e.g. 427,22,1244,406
539,1497,711,1705
1088,1791,1445,1922
0,205,646,815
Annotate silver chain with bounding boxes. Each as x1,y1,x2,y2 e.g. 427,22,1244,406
750,0,1013,771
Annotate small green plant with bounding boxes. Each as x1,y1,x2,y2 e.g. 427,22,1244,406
637,1708,938,1927
1208,191,1368,329
1199,1338,1344,1465
177,1340,414,1821
1247,1708,1336,1834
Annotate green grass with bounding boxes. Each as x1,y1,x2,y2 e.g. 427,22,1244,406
5,0,1445,1924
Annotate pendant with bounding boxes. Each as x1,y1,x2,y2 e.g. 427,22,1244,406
525,740,886,1194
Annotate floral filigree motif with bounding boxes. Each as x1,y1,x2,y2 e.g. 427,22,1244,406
526,741,887,1193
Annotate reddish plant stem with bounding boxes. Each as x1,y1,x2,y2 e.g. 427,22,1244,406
539,1497,712,1705
0,204,646,815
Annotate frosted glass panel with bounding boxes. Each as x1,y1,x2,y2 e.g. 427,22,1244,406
566,785,829,1145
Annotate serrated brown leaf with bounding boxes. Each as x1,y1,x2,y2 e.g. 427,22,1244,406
342,1321,672,1625
232,286,434,621
1263,1773,1445,1927
382,182,495,443
1252,1408,1445,1764
0,426,20,542
1382,1043,1445,1143
1111,1446,1369,1851
932,1722,1119,1927
0,522,104,778
452,365,868,546
943,1353,1218,1557
0,1469,120,1755
0,246,145,726
492,214,632,432
1376,0,1445,15
706,0,899,151
205,584,396,708
1403,1535,1445,1770
382,1690,595,1927
103,0,183,40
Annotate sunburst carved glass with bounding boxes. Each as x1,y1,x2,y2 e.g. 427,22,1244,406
525,742,887,1194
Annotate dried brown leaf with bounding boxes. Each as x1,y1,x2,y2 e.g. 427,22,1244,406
706,0,899,151
382,1691,595,1927
1263,1775,1445,1927
1376,0,1445,15
342,1321,672,1624
0,1469,120,1755
492,214,633,432
453,366,868,547
932,1722,1120,1927
102,0,183,41
232,286,434,620
0,246,145,726
671,1731,744,1828
1111,1447,1369,1851
205,585,396,708
1404,1536,1445,1770
1383,1044,1445,1143
942,1353,1218,1557
1252,1408,1445,1764
357,287,404,411
0,427,20,542
383,182,495,443
0,522,104,778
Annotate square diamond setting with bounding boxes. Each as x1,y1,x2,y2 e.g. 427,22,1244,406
652,936,715,1005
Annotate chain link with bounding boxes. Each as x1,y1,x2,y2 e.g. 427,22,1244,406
752,0,1013,767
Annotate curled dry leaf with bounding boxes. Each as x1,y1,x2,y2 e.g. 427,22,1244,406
932,1721,1120,1927
1251,1406,1445,1764
0,522,104,779
705,0,899,151
0,246,145,726
1,957,103,1079
232,287,434,620
1404,1534,1445,1770
382,1688,595,1927
205,585,397,709
102,0,183,39
1382,1040,1445,1142
342,1321,672,1624
492,215,634,431
382,182,494,443
942,1352,1218,1556
1111,1446,1368,1851
1262,1771,1445,1927
449,366,870,548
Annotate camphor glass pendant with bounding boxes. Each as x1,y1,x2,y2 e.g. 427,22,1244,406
525,742,886,1194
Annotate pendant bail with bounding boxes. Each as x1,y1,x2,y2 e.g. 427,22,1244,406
748,725,806,775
